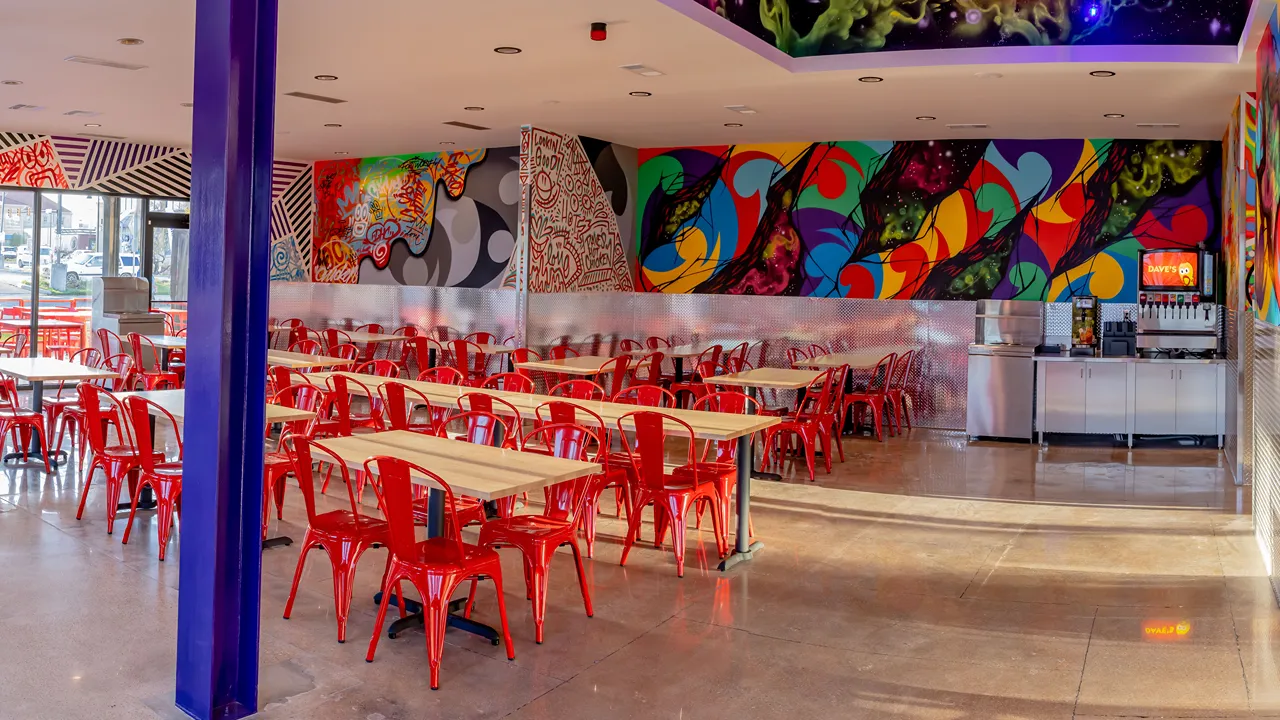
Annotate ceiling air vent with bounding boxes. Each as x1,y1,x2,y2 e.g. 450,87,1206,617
620,63,664,77
7,104,42,111
283,91,347,104
1135,122,1180,129
63,110,99,117
78,132,127,140
946,123,988,130
64,56,147,71
442,120,489,131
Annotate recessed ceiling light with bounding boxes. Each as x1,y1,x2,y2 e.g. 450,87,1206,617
916,116,937,121
543,99,561,105
493,47,522,55
858,76,884,83
975,72,1003,79
1090,70,1116,78
946,123,989,130
724,123,743,128
440,141,456,145
1103,113,1125,119
463,106,485,111
0,81,21,86
323,123,342,128
117,38,144,46
83,123,101,128
334,151,348,155
313,74,338,81
628,91,652,97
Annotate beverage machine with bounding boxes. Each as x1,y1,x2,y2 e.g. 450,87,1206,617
1135,249,1218,355
1070,295,1100,356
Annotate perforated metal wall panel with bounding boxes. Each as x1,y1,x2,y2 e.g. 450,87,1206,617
1226,305,1240,484
1253,319,1280,599
270,283,520,341
526,293,974,430
1245,312,1256,487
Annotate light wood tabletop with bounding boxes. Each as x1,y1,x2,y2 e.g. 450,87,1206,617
513,355,619,375
343,330,406,344
118,389,317,424
266,349,358,369
713,367,823,390
0,357,119,383
316,430,600,501
0,318,83,330
625,343,736,359
794,347,915,370
306,371,779,441
471,343,515,355
142,335,186,349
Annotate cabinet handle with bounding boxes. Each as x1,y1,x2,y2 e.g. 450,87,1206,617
1170,369,1174,379
1079,367,1084,378
1088,368,1091,378
1178,369,1182,380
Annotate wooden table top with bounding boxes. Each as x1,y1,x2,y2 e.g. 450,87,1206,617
306,371,779,441
343,330,406,344
118,389,317,424
513,355,619,375
794,347,915,369
266,349,357,369
0,318,82,330
713,367,823,389
0,357,118,382
142,335,186,349
317,430,600,501
471,343,515,355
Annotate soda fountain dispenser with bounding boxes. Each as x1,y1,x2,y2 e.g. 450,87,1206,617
1135,249,1218,355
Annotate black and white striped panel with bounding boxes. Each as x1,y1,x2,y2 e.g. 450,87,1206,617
280,167,313,265
89,152,192,198
0,132,41,152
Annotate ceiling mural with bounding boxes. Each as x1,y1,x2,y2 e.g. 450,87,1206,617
691,0,1252,57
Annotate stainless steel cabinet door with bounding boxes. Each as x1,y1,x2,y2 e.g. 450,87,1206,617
1175,365,1219,436
1084,363,1128,435
1043,363,1086,433
1134,364,1177,434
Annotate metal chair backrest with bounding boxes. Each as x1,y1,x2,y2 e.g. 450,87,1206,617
377,381,442,435
889,350,915,391
616,410,698,492
322,328,352,353
785,347,810,366
289,339,322,355
618,338,644,353
518,423,597,523
363,455,464,563
78,384,138,456
126,332,164,371
549,345,579,361
510,347,541,378
125,396,183,475
448,339,487,378
630,351,664,385
867,355,895,392
320,374,354,437
693,391,760,462
103,353,138,391
442,409,508,448
285,436,381,529
355,360,401,378
611,384,675,407
645,336,671,350
808,344,829,358
417,366,465,385
328,343,359,361
402,336,443,375
595,355,631,398
549,379,605,401
458,392,522,442
465,331,496,346
97,327,125,356
481,372,533,393
269,384,323,440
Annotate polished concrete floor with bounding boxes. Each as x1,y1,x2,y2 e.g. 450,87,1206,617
0,428,1276,719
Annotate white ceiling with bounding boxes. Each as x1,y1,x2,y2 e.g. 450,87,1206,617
0,0,1267,161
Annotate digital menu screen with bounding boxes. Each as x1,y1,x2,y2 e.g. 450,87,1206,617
1140,251,1199,290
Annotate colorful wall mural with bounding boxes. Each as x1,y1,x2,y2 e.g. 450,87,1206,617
1258,15,1280,325
507,127,634,292
691,0,1250,57
638,139,1222,302
311,147,519,287
1224,96,1259,319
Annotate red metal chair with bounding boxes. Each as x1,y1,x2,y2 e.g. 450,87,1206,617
688,392,758,538
644,336,671,350
262,384,323,536
611,384,676,407
546,344,579,389
761,368,839,481
398,336,442,378
510,347,541,382
468,423,597,644
549,379,605,400
843,356,894,441
0,376,51,473
289,339,322,355
353,322,384,362
282,437,391,643
327,343,360,362
457,393,522,449
96,327,126,356
354,359,401,378
785,347,811,367
364,454,515,689
884,350,916,432
533,402,630,557
448,339,489,384
378,381,445,436
627,351,665,387
465,331,496,346
44,347,103,458
594,355,632,399
481,372,534,394
423,409,509,532
127,333,181,389
0,331,27,359
102,353,139,391
321,327,352,354
670,358,720,409
616,411,728,577
121,396,184,559
417,366,465,385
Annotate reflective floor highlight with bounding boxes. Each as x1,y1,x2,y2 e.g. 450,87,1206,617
0,429,1275,719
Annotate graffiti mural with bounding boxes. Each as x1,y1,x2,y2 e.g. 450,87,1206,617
1258,16,1280,325
513,127,634,292
638,139,1222,302
311,148,519,287
1224,96,1259,318
692,0,1250,57
1247,98,1259,311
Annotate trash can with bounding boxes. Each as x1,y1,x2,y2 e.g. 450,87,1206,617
50,262,67,291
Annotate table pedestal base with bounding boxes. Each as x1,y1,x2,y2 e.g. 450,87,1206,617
719,541,764,572
262,535,293,550
3,447,64,468
372,592,501,645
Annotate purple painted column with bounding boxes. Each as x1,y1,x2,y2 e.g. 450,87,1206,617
175,0,276,718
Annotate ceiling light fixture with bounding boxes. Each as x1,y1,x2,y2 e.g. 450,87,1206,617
1103,113,1125,119
334,151,348,155
83,123,101,128
323,123,342,127
313,74,338,81
1136,122,1180,129
724,104,757,114
463,106,485,111
916,116,937,121
0,81,22,86
180,102,193,107
493,46,522,54
620,63,665,77
116,38,144,45
1090,70,1116,77
724,123,743,128
440,141,456,145
64,55,146,71
628,91,651,97
975,72,1003,79
946,123,989,130
858,76,884,83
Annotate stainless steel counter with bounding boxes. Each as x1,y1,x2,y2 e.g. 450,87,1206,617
1034,355,1225,365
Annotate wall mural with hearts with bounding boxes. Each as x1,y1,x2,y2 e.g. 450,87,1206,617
638,139,1222,302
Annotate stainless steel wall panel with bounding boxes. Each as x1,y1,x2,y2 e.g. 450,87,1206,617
1245,312,1256,486
1253,319,1280,602
270,282,520,341
1226,305,1240,483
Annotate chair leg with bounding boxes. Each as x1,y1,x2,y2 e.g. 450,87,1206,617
618,494,648,567
155,487,178,561
489,567,516,661
528,545,553,644
365,568,399,663
282,529,316,620
120,478,148,546
663,496,693,578
328,539,366,643
568,538,594,619
423,589,452,689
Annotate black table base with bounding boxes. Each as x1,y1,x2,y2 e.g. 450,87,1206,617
372,592,501,645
